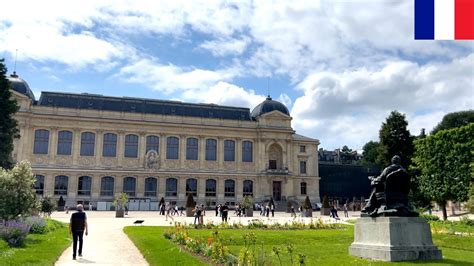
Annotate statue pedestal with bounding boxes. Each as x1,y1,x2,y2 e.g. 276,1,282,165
349,217,442,262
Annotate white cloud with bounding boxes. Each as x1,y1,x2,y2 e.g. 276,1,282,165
291,54,474,149
200,37,250,57
117,58,240,94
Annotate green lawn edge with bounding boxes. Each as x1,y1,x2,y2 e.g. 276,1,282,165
124,226,207,266
125,226,474,266
0,222,71,266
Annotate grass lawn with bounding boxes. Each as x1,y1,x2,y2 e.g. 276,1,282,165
0,221,71,266
125,226,474,266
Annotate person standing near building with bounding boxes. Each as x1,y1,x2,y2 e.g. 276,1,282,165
270,204,275,217
221,203,229,223
70,204,88,260
343,203,349,218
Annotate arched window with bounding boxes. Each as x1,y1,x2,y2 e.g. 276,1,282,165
186,138,198,160
224,179,235,197
78,176,92,196
186,178,197,196
243,180,253,197
242,141,253,162
100,176,114,196
34,175,45,195
103,133,117,157
57,130,72,155
300,182,307,195
123,177,136,196
144,177,157,197
205,139,217,161
146,135,159,152
166,178,177,197
34,129,49,154
205,179,217,197
54,175,68,195
166,137,179,159
224,140,235,161
125,134,139,158
80,132,95,156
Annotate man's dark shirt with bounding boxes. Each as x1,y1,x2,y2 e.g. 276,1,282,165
70,211,87,232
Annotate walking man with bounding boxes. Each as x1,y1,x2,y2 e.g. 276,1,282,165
70,204,88,260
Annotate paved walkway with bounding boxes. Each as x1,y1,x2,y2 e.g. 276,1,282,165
52,210,471,265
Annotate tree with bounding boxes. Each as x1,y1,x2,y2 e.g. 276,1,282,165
377,111,414,168
340,145,355,164
412,123,473,220
0,161,38,220
186,193,196,208
431,110,474,134
0,59,20,169
360,141,380,167
40,196,57,217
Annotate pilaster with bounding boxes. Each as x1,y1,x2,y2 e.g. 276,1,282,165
72,128,81,166
138,132,146,168
95,130,103,166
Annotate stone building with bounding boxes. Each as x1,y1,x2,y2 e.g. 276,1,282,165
8,73,320,209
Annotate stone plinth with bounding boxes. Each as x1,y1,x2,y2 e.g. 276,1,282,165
349,217,442,262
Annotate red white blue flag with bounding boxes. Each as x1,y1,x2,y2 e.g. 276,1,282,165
415,0,474,40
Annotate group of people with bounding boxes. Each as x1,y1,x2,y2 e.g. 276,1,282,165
215,203,230,222
256,203,275,217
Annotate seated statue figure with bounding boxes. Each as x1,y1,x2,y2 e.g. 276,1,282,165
361,155,418,217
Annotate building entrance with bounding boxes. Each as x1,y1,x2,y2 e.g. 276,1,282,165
273,181,282,201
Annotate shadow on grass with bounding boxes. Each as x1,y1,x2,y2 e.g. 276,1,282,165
407,259,473,265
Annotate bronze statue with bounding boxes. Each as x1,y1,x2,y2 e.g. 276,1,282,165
361,155,418,217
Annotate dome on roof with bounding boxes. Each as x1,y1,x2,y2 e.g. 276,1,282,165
251,96,290,118
7,72,35,101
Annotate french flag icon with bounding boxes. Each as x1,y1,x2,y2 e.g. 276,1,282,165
415,0,474,40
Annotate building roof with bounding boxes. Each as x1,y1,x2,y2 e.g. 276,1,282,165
7,73,35,101
251,96,290,118
37,91,253,121
292,133,318,142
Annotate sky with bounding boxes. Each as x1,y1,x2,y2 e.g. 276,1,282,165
1,0,473,151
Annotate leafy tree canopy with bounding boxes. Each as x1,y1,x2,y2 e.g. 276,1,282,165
360,141,380,167
412,123,473,220
0,58,20,169
431,110,474,134
0,161,38,220
377,110,414,168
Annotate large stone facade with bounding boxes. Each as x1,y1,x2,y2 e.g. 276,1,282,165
9,76,320,208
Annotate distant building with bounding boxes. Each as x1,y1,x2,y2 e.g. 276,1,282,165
9,73,321,209
318,148,362,164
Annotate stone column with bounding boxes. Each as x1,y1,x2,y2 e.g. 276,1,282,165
158,176,166,199
179,135,186,168
44,173,55,196
91,174,101,200
72,128,81,166
117,131,125,167
50,127,58,162
236,177,243,202
217,177,225,203
136,175,144,198
115,175,124,196
177,176,185,200
197,177,206,199
68,174,78,199
138,132,146,168
217,137,224,170
236,138,242,171
199,136,205,169
159,134,166,165
95,130,103,166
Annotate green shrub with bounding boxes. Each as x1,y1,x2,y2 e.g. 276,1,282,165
45,218,65,232
420,214,440,221
24,216,47,234
0,238,8,252
0,220,31,247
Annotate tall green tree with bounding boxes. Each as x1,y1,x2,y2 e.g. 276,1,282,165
0,59,20,169
412,123,473,220
431,110,474,134
377,111,414,168
360,141,380,168
340,145,355,164
0,161,38,220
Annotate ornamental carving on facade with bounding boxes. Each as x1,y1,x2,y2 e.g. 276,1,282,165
56,155,72,166
145,150,160,170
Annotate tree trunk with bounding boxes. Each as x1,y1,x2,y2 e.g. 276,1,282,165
440,202,448,221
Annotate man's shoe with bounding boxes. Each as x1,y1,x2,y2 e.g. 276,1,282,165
73,256,76,260
79,254,82,257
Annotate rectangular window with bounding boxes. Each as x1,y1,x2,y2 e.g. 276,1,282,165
166,137,179,160
301,182,307,195
300,161,307,174
57,131,72,155
146,135,159,152
34,129,49,154
125,134,139,158
300,145,306,153
224,140,235,161
242,141,253,162
80,132,95,156
205,139,217,161
103,133,117,157
186,138,198,160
